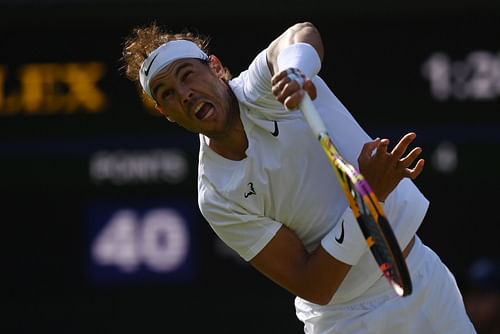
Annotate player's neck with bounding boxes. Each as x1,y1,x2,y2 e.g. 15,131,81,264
208,112,248,161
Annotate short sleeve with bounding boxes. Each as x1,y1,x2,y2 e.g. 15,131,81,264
198,180,282,261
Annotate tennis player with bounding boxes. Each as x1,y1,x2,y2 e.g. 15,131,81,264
122,21,476,333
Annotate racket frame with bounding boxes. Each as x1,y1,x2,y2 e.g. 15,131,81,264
299,94,412,297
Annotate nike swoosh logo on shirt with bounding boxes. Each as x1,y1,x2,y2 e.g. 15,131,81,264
270,121,279,137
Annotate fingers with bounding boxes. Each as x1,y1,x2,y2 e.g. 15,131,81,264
283,93,303,110
304,80,317,100
358,138,381,164
271,68,303,86
404,158,425,179
282,82,316,110
272,69,304,98
393,133,424,177
398,146,422,168
272,68,316,109
366,132,425,179
272,71,303,97
374,138,390,158
391,132,416,159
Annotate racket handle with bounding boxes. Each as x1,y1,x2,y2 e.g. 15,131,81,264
298,93,327,138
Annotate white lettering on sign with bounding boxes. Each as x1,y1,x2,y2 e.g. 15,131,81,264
91,208,190,273
90,149,189,185
421,51,500,101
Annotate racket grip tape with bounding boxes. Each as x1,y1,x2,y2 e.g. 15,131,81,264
298,93,327,138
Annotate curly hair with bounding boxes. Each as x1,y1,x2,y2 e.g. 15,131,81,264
121,22,232,101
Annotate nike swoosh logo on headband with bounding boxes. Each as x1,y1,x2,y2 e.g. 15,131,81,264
144,54,159,76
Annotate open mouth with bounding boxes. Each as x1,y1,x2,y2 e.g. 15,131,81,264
194,102,214,120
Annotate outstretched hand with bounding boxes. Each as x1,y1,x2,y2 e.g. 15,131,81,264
357,132,425,202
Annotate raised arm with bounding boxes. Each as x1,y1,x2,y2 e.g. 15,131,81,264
267,21,324,76
267,22,324,109
249,23,354,305
249,23,423,306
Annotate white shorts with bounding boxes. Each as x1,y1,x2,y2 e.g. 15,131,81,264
295,237,477,334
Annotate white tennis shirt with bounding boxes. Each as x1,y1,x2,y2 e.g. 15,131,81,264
197,49,429,304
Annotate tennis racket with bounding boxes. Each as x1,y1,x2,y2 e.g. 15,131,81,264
299,93,412,297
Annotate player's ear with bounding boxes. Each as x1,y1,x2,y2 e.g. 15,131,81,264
208,55,225,78
155,104,175,123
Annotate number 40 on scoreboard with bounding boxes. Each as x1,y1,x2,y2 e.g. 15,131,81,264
86,201,198,284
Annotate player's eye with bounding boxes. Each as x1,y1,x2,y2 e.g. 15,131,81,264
160,89,173,100
181,70,192,81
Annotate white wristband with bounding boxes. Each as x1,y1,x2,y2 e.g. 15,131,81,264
321,207,367,265
277,42,321,79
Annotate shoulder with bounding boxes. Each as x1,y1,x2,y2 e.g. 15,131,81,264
230,49,274,104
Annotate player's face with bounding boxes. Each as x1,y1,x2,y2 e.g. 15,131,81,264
150,58,237,138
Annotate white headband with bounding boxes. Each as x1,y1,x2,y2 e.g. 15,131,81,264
139,40,208,97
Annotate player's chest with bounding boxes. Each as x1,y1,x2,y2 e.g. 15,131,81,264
215,121,325,214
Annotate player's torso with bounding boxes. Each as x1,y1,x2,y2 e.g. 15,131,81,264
200,104,348,251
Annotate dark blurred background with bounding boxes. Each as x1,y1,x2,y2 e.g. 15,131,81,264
1,1,499,333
